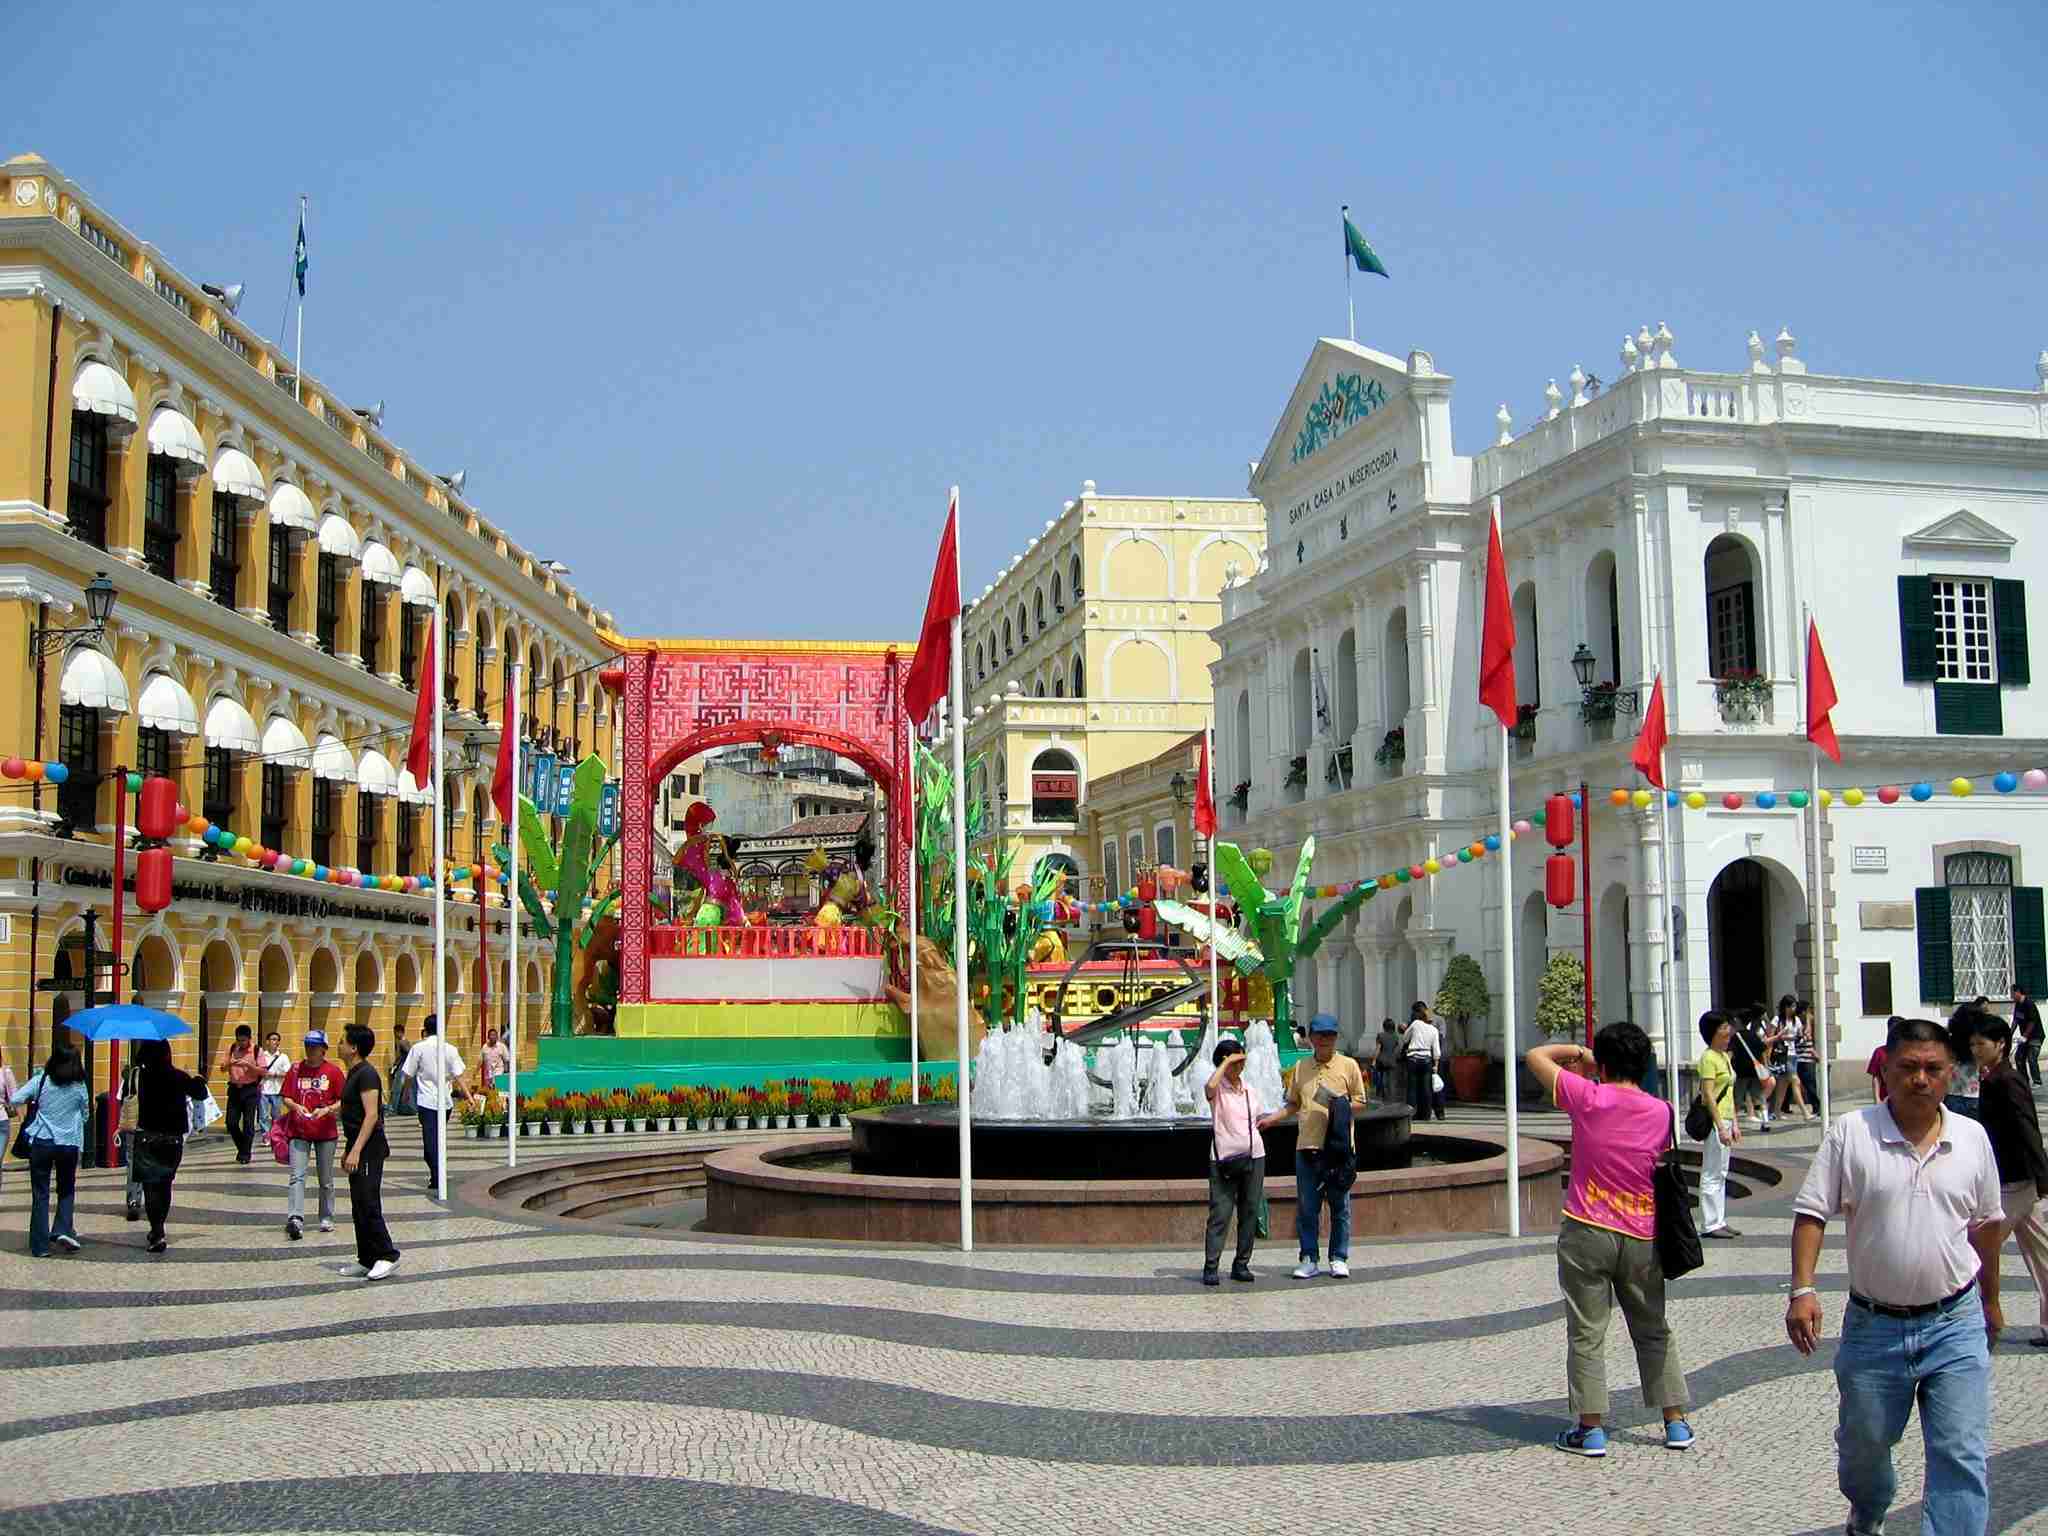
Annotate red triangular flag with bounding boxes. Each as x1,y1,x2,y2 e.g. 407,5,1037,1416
491,673,518,823
404,625,436,788
1478,508,1517,730
1193,733,1217,840
1807,619,1842,763
903,491,960,725
1630,674,1669,789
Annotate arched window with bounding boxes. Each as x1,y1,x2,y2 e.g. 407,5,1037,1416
1233,689,1251,795
442,595,462,702
473,615,493,716
1512,583,1541,708
526,644,542,728
1003,618,1013,658
1052,571,1064,612
1703,535,1758,679
1069,552,1083,601
1290,648,1312,755
975,642,985,682
1585,551,1621,687
1030,749,1078,823
1035,851,1081,898
1334,629,1358,741
473,783,490,869
1101,837,1120,904
1071,655,1085,697
1054,676,1065,698
1034,590,1046,632
551,660,566,741
1017,603,1029,644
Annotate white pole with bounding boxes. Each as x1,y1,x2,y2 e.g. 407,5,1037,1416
1660,748,1682,1121
1803,603,1832,1132
949,487,972,1253
432,592,448,1201
1342,205,1354,343
1207,721,1219,1040
293,196,305,404
508,660,521,1168
1499,717,1519,1239
907,709,920,1105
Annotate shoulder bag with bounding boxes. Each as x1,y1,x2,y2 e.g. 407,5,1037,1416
9,1079,41,1160
1683,1075,1716,1143
1653,1105,1704,1279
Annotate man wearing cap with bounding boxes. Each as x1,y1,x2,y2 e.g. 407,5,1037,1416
279,1030,345,1241
1263,1013,1367,1279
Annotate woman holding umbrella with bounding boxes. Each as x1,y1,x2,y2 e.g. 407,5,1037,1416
130,1037,206,1253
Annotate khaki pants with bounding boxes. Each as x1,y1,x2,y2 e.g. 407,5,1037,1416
2000,1181,2048,1331
1557,1216,1689,1418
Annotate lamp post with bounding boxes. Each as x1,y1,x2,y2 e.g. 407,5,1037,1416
1572,639,1640,725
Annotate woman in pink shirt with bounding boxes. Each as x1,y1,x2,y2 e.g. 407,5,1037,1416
1201,1037,1265,1287
1527,1023,1693,1458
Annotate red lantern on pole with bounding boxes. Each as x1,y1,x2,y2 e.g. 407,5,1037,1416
136,846,173,913
1545,793,1575,849
137,776,180,841
1545,851,1576,910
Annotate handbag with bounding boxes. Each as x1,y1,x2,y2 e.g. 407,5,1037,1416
266,1116,293,1167
1683,1087,1715,1143
1653,1106,1704,1279
130,1129,184,1185
189,1090,224,1134
1210,1084,1254,1173
10,1081,42,1160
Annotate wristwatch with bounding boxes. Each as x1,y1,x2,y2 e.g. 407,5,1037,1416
1788,1286,1818,1301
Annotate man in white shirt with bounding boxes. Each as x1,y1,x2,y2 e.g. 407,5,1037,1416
399,1014,467,1194
1400,1002,1444,1123
255,1029,289,1137
1788,1018,2004,1536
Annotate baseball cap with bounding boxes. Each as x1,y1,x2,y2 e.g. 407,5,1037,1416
1308,1013,1339,1035
303,1029,328,1047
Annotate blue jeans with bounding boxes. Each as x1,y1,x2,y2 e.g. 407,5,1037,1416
258,1093,282,1135
1834,1287,1989,1536
1294,1149,1350,1263
25,1141,79,1256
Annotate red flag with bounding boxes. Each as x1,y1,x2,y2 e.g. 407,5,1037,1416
1630,674,1669,788
1193,733,1216,840
404,625,436,789
491,674,518,823
1807,619,1842,763
1478,508,1517,730
903,490,959,724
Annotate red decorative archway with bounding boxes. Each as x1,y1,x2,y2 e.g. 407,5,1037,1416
617,640,910,1005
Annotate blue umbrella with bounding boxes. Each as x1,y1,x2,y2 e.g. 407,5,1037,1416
62,1003,192,1041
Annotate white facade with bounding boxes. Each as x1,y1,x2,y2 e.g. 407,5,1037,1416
1214,330,2048,1070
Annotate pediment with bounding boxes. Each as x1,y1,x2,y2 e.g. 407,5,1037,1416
1249,339,1411,493
1902,509,2016,554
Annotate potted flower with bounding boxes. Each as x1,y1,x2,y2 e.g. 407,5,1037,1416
1374,726,1406,768
764,1084,789,1129
733,1089,754,1131
850,1081,874,1118
808,1084,835,1128
1228,780,1250,813
1714,668,1771,724
832,1080,854,1127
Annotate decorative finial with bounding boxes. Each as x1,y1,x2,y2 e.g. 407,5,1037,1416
1544,379,1563,420
1081,479,1096,496
1654,321,1676,369
1775,327,1805,374
1747,331,1769,373
1568,365,1587,408
2038,350,2048,391
1496,402,1514,445
1621,334,1640,374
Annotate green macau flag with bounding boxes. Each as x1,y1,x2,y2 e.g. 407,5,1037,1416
1343,213,1389,278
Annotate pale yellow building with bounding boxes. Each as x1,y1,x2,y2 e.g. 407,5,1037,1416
1083,731,1205,905
0,155,616,1099
946,481,1262,910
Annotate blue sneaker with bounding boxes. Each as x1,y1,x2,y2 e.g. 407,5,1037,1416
1555,1425,1608,1458
1663,1419,1695,1450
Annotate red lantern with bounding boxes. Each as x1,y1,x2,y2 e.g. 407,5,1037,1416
1545,793,1575,849
136,846,174,913
1545,851,1576,910
137,776,181,840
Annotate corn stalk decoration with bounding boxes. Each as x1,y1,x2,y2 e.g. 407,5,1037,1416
1152,836,1377,1040
491,753,614,1038
911,741,987,958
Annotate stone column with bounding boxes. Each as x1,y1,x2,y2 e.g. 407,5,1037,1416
1406,559,1443,774
1351,589,1377,774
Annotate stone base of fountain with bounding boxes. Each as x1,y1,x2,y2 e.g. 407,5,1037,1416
849,1103,1415,1181
702,1115,1565,1245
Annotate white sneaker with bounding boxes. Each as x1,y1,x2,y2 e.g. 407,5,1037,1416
1292,1260,1320,1279
365,1258,398,1281
318,1219,334,1233
1329,1259,1351,1278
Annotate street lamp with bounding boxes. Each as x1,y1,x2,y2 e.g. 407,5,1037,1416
1570,642,1596,689
461,733,485,774
1570,639,1639,724
1168,770,1189,808
31,571,117,656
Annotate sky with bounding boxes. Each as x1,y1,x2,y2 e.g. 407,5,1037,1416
12,2,2046,640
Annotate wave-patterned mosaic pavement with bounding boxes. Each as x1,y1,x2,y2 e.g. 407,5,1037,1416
2,1114,2044,1535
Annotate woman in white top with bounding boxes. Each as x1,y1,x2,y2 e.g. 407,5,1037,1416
1202,1037,1266,1286
399,1014,468,1193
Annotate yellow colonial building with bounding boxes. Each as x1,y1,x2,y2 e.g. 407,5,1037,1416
947,481,1262,910
0,155,616,1102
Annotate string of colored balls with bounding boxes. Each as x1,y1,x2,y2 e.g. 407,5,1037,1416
1075,767,2048,914
0,755,515,896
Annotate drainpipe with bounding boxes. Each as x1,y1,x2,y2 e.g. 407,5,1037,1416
27,299,61,1058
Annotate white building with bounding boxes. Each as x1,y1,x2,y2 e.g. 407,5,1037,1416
1214,327,2048,1074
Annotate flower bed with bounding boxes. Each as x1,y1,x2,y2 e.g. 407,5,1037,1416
461,1074,953,1138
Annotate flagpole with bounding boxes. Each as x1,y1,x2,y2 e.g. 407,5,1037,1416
1207,721,1219,1043
907,710,920,1106
293,195,306,403
1659,742,1682,1121
1804,604,1832,1133
1341,204,1354,342
948,488,972,1252
1489,498,1520,1239
508,661,521,1169
432,593,448,1201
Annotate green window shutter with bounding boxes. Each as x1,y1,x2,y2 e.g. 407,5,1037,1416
1898,576,1937,682
2015,887,2048,997
1994,579,2029,686
1934,681,2003,736
1916,886,1954,1003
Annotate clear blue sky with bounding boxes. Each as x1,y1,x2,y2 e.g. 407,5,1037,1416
16,2,2045,639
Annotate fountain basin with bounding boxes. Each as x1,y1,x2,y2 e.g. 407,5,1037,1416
850,1103,1415,1181
704,1124,1564,1245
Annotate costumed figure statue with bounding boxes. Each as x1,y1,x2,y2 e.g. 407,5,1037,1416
1026,867,1079,966
673,802,750,945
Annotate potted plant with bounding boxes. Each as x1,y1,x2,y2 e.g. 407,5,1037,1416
1373,726,1406,768
1228,780,1250,813
557,1104,578,1137
1434,952,1492,1102
1537,952,1593,1046
809,1084,835,1128
1714,668,1771,724
1512,702,1538,742
1284,754,1308,788
764,1085,789,1129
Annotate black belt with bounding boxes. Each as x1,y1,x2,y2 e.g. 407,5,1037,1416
1849,1278,1976,1319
